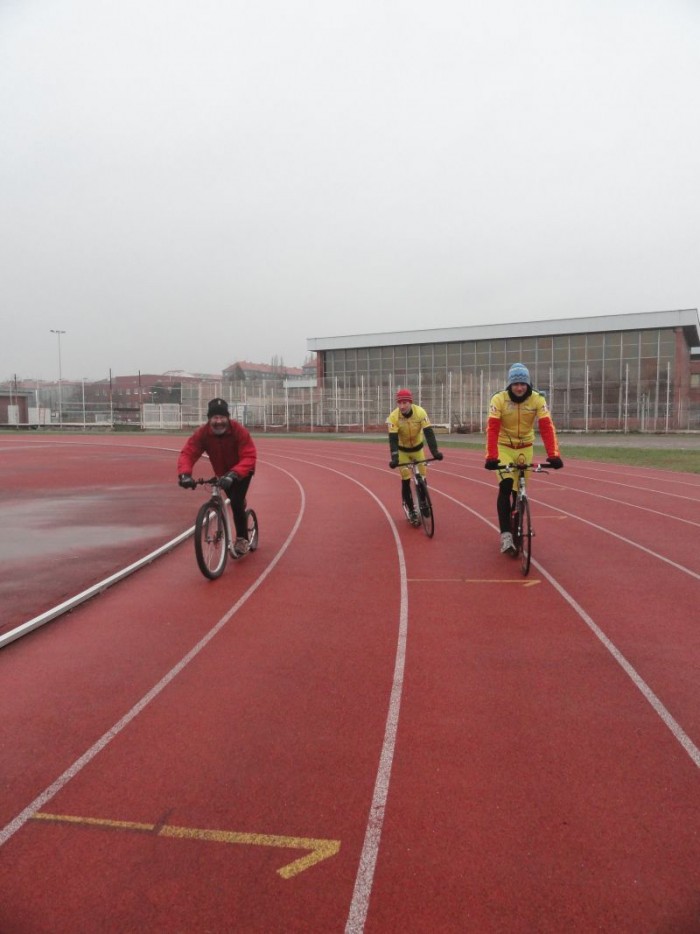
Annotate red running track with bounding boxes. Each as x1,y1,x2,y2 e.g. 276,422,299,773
0,434,699,933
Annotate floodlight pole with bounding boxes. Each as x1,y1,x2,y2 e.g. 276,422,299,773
50,329,66,428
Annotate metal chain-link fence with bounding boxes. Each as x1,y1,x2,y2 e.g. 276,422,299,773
3,370,697,431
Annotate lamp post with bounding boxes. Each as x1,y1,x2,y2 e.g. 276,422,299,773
81,377,87,428
50,329,66,427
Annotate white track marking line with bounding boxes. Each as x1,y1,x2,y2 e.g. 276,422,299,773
525,501,700,580
426,483,700,770
258,453,408,934
301,453,700,772
396,465,699,578
534,559,700,768
543,484,700,527
0,463,304,848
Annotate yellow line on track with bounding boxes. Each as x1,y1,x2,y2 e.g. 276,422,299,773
32,812,340,878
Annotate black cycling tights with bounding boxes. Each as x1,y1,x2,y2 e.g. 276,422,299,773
229,474,252,538
497,478,515,533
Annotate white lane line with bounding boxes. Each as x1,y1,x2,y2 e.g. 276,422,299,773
303,456,700,775
425,483,700,770
526,501,700,580
404,465,700,579
259,453,408,934
0,464,305,848
534,559,700,769
308,453,700,769
541,483,700,528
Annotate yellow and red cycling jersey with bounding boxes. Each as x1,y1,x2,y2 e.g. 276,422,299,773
485,389,560,460
386,403,432,451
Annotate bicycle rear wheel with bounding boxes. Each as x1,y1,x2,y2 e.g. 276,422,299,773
416,478,435,538
520,497,532,576
246,508,259,551
194,500,228,579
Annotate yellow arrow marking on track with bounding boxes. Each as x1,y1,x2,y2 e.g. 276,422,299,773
32,812,340,879
409,578,540,587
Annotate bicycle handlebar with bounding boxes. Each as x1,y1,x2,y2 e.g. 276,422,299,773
390,457,440,469
194,477,219,486
498,462,550,473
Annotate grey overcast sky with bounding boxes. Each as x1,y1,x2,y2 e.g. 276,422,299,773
2,0,699,381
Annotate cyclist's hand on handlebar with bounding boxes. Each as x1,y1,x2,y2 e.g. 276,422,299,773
484,458,500,471
389,454,399,469
432,451,444,461
178,473,196,489
547,456,563,469
219,470,240,491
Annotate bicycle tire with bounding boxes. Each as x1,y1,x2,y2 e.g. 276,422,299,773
194,500,228,579
246,508,259,551
520,496,532,576
416,478,435,538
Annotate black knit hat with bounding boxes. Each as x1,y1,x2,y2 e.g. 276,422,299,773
207,398,230,418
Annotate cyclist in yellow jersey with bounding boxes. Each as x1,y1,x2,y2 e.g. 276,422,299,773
387,388,443,522
484,363,563,554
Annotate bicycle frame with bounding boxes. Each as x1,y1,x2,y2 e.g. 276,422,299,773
192,477,259,579
499,462,549,575
196,478,237,556
399,457,438,538
500,462,548,494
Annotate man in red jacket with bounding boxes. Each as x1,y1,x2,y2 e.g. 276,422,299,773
177,398,257,555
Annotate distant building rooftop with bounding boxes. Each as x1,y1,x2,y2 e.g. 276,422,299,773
307,308,700,352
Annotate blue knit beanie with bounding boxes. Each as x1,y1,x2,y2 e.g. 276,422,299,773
506,363,531,387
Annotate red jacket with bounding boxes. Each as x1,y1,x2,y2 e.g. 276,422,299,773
177,420,257,479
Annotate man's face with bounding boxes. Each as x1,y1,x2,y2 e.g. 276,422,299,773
398,399,412,414
209,415,228,435
510,382,528,398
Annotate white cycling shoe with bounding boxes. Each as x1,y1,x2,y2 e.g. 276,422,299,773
500,532,516,554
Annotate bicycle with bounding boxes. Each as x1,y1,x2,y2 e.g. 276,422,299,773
499,462,549,576
397,458,438,538
192,477,259,579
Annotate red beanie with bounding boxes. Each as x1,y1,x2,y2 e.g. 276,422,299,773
396,388,413,403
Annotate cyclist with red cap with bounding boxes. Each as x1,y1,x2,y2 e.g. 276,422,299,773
484,363,563,554
387,388,443,523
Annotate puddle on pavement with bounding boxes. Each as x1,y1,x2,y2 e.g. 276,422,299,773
0,494,173,561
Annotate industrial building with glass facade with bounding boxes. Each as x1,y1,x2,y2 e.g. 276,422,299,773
307,309,700,432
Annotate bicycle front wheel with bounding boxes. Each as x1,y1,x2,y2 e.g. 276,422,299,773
194,501,228,579
510,504,521,556
416,478,435,538
246,508,259,551
520,497,532,576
